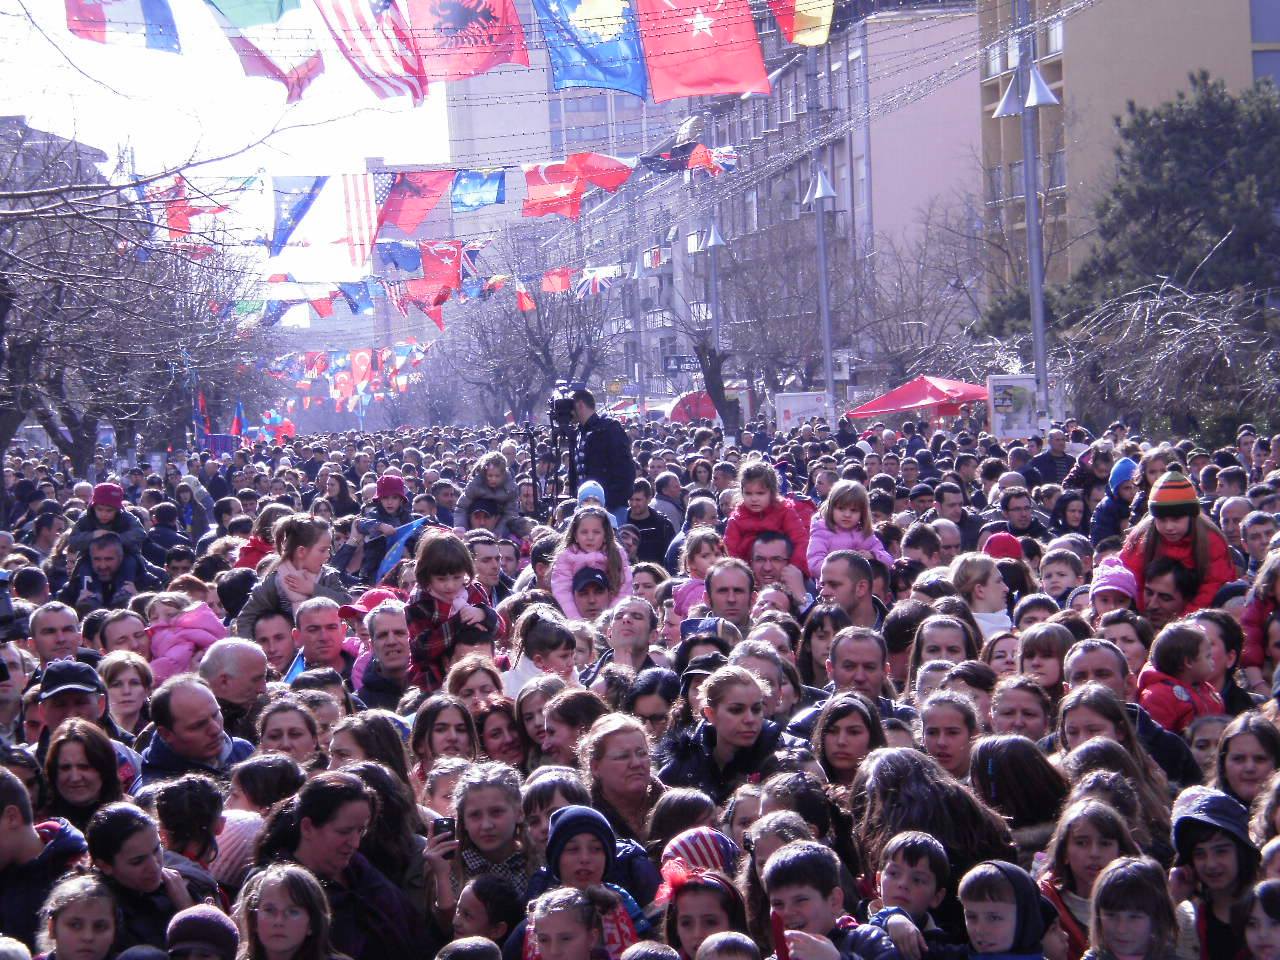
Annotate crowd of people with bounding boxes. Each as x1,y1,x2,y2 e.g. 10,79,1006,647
0,386,1279,960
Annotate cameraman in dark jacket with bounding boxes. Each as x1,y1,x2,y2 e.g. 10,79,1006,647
572,389,636,514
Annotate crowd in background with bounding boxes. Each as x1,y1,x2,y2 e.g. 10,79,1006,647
0,391,1279,960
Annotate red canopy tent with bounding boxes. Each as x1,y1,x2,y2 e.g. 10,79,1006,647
669,390,718,423
847,376,987,419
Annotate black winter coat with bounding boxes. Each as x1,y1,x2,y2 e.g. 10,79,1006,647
576,413,636,510
656,719,800,805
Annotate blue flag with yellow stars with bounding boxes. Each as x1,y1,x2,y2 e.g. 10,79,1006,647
270,175,327,257
532,0,648,98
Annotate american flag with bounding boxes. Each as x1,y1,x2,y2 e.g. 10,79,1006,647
383,278,410,317
314,0,427,102
342,173,393,267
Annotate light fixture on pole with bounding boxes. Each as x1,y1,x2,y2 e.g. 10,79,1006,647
993,0,1056,422
701,220,726,353
806,164,838,423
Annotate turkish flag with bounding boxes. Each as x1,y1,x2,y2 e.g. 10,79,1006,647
565,153,636,193
408,0,530,81
636,0,770,102
378,171,454,234
522,163,585,219
350,348,374,385
541,268,572,293
419,240,463,288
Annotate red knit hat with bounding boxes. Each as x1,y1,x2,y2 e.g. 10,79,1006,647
1148,466,1200,519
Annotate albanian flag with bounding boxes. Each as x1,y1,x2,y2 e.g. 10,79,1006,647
408,0,530,81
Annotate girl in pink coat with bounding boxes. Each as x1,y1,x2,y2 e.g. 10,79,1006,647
806,480,895,574
146,592,229,683
550,505,633,620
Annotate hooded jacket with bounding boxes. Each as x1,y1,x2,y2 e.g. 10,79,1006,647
807,512,894,574
134,729,254,789
233,564,352,639
1136,664,1224,734
1090,457,1138,545
147,602,229,684
655,718,800,805
455,471,520,534
724,498,810,576
0,818,87,949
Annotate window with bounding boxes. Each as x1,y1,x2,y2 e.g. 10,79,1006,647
1007,33,1020,69
1008,160,1025,198
1047,150,1066,189
853,156,867,210
985,40,1003,77
1253,0,1280,42
1255,50,1280,86
986,165,1005,202
1046,18,1064,54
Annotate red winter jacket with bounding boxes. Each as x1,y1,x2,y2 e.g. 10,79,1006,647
724,498,810,576
1240,593,1277,671
1120,526,1235,616
1136,664,1224,734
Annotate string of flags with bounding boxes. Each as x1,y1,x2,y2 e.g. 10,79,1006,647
63,0,835,104
265,341,432,412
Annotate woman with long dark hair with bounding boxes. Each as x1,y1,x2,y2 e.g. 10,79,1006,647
45,719,122,830
254,772,429,960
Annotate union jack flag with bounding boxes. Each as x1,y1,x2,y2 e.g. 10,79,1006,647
574,266,619,299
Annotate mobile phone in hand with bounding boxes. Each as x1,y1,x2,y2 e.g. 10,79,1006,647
432,817,456,859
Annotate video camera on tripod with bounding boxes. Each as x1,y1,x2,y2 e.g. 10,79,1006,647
515,382,582,521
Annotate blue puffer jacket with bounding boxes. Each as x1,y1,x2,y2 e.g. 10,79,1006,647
0,818,87,949
656,719,801,805
523,837,661,907
134,729,254,789
1089,457,1138,545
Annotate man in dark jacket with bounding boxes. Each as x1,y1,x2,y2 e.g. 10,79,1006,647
142,502,193,567
198,638,268,744
0,767,88,950
356,600,413,711
1030,428,1076,485
573,389,636,514
135,676,253,788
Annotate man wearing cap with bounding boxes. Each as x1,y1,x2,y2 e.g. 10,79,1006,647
35,659,142,783
198,638,268,744
466,498,503,533
356,599,413,711
571,567,612,622
136,675,253,788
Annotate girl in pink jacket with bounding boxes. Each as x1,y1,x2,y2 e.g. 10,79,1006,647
146,592,229,683
806,480,895,574
550,505,633,619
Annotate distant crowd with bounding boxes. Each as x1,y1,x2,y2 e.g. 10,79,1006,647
0,391,1279,960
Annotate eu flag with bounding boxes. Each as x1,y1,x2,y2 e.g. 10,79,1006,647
270,176,327,256
374,241,423,273
337,281,374,315
532,0,647,99
451,169,505,213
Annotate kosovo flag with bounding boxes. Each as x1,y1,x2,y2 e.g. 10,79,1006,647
451,169,505,213
532,0,648,98
337,281,374,315
270,176,327,256
374,241,423,273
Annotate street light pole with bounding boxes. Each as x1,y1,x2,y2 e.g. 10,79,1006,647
704,221,725,353
805,46,838,423
1016,0,1050,420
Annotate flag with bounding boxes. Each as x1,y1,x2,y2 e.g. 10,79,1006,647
515,280,536,312
377,171,453,234
687,143,738,175
66,0,180,51
203,1,324,102
541,267,572,293
270,176,327,256
377,516,431,582
374,240,423,273
575,266,617,298
350,348,375,384
767,0,833,46
342,173,385,268
314,0,427,101
425,306,444,331
565,152,636,192
531,0,647,98
419,240,462,288
460,238,489,280
451,169,505,212
230,401,246,436
407,0,529,81
310,295,335,318
337,280,375,314
639,141,697,173
522,163,585,219
635,0,770,102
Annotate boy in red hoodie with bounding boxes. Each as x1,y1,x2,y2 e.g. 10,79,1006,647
1137,620,1224,734
723,461,809,576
